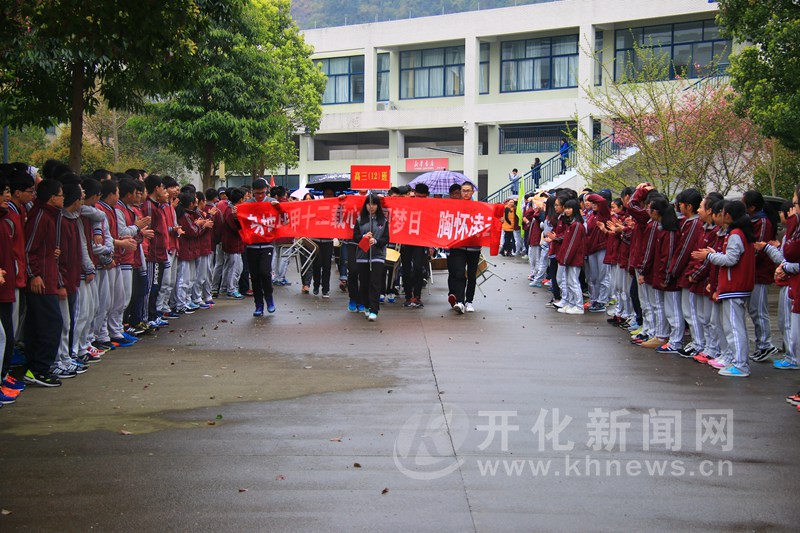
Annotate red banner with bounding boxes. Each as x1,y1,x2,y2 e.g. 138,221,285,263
236,196,503,254
350,165,391,190
405,158,449,172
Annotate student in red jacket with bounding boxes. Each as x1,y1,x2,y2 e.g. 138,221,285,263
628,183,661,345
669,188,705,357
52,182,87,379
556,199,586,315
743,190,779,361
23,179,65,387
0,175,19,400
7,170,33,342
192,191,216,308
693,201,756,377
584,193,611,312
221,188,246,299
175,192,210,314
141,175,171,327
647,197,683,354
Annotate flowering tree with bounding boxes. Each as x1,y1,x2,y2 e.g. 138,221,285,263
577,42,770,198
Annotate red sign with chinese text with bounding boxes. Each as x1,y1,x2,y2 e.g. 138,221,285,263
405,158,449,172
236,196,503,255
350,165,391,189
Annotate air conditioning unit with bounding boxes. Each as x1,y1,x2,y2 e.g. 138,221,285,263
376,102,386,111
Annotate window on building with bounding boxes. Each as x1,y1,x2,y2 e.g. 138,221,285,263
614,19,731,81
377,53,390,101
479,43,490,94
499,122,577,154
319,56,365,104
500,35,579,93
400,46,465,99
594,30,603,86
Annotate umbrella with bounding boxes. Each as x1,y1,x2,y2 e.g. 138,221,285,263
307,173,351,192
408,170,477,196
290,187,313,200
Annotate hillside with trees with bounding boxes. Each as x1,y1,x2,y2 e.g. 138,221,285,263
291,0,552,29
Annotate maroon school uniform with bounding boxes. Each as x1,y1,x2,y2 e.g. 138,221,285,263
638,219,660,286
0,207,16,303
684,224,720,295
58,213,82,295
716,228,755,299
669,215,704,283
752,215,776,285
221,203,244,254
25,201,63,295
557,219,586,267
653,227,679,291
141,198,169,263
627,187,651,270
177,211,202,262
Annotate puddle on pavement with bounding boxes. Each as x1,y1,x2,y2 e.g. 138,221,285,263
1,347,393,436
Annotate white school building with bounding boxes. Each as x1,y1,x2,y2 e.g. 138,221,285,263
292,0,729,198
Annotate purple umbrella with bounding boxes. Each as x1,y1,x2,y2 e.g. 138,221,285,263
408,170,477,196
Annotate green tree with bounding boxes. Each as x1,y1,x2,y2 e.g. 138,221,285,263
7,126,49,164
717,0,800,150
0,0,239,172
132,0,324,189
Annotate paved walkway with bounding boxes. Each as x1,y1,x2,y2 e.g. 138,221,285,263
1,255,798,531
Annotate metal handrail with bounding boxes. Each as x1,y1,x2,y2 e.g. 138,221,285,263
592,134,623,166
482,151,567,203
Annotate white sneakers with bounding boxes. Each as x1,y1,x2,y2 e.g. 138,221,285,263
465,302,475,313
454,302,465,314
565,305,584,315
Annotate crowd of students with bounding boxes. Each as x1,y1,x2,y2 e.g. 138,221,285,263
519,182,800,410
0,161,483,405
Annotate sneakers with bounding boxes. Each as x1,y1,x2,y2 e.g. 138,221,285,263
110,337,136,348
163,311,181,319
0,391,16,405
51,365,78,379
348,300,358,312
266,296,276,314
629,326,643,335
387,294,396,303
357,304,366,313
253,305,264,317
227,291,245,299
23,370,62,387
272,278,290,286
631,333,649,345
530,281,543,288
552,300,565,309
367,312,377,322
693,352,713,364
676,346,697,358
312,287,320,296
1,386,20,399
448,294,457,308
121,332,139,343
196,303,211,309
126,324,145,336
607,316,621,325
708,358,728,369
750,346,779,362
785,393,800,406
588,302,606,313
640,337,666,349
454,302,465,314
404,298,421,308
718,365,750,377
773,358,799,370
565,305,584,315
557,305,567,314
656,343,681,354
177,307,195,315
379,294,385,303
2,376,25,391
322,292,330,299
465,302,475,313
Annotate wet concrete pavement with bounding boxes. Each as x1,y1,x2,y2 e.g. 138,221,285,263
1,255,799,532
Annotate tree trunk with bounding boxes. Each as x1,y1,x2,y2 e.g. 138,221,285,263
68,63,86,173
202,141,216,191
111,108,120,165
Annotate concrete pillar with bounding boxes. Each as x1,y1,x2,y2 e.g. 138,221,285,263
299,134,315,185
463,36,480,183
574,22,597,192
389,129,405,183
363,45,376,111
389,50,400,104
